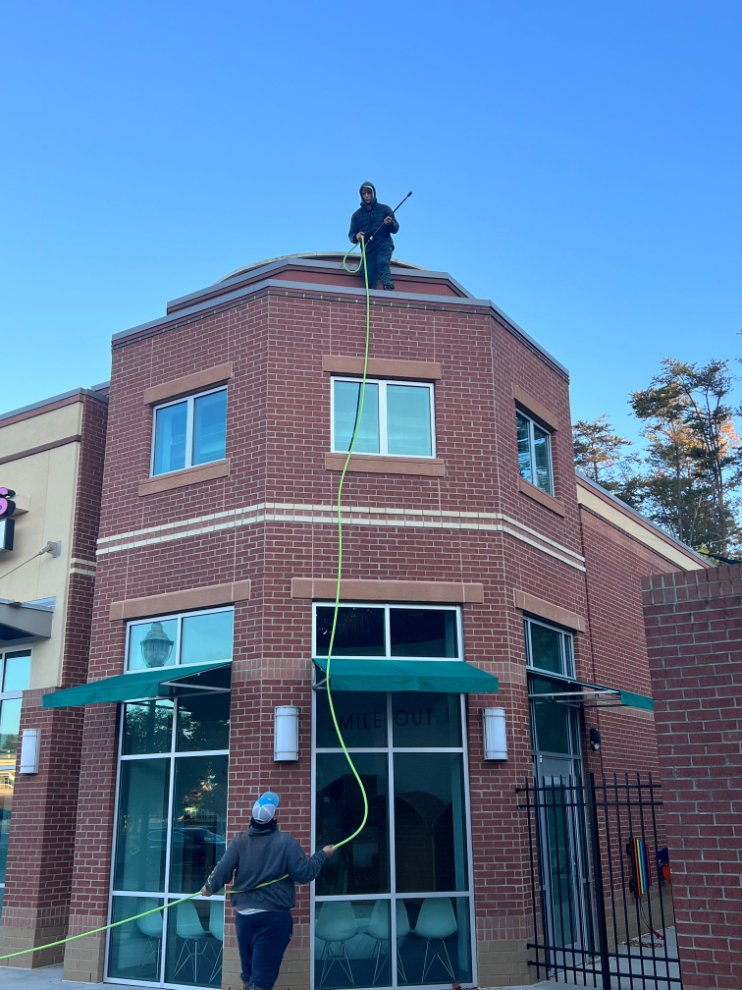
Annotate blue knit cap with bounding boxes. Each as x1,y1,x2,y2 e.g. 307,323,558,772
252,791,280,822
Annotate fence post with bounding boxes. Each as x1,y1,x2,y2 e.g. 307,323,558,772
587,772,612,990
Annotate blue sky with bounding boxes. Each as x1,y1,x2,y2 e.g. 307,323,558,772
1,1,739,448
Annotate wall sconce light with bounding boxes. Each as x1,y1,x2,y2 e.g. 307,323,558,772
274,707,299,761
482,708,507,760
19,728,40,774
590,727,601,752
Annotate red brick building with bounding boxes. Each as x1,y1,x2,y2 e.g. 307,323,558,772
643,566,742,990
25,253,705,990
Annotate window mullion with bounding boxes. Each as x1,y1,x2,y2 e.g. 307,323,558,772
185,396,195,469
379,381,388,455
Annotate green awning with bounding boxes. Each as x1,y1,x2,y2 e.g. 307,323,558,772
42,662,230,709
313,658,498,693
618,690,654,712
528,678,653,712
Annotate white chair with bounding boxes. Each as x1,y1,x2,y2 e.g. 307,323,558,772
366,900,411,984
415,898,458,982
135,899,163,976
315,901,359,986
208,900,224,985
172,899,212,984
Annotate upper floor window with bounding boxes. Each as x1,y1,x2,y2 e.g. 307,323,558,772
0,650,30,764
126,608,233,672
332,378,435,458
313,603,461,660
517,411,553,495
151,386,227,476
525,618,574,678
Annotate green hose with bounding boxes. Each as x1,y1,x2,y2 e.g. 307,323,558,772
0,243,373,963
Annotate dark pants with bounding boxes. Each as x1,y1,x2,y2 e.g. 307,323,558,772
235,910,293,990
364,241,394,290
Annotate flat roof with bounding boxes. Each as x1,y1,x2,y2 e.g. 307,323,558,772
0,384,109,425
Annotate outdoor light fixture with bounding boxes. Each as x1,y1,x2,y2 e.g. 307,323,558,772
140,621,175,668
482,707,507,760
274,706,300,761
19,728,40,774
590,727,601,752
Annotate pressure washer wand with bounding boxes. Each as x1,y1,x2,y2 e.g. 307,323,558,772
367,190,413,243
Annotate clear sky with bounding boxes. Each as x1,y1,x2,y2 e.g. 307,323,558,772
1,1,739,448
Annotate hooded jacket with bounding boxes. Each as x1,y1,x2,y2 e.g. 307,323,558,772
348,182,399,251
205,819,327,912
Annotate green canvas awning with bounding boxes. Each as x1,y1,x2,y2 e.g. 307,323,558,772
528,678,653,712
42,662,230,709
313,658,498,693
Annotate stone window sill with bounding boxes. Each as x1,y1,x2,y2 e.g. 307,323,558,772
517,475,566,516
138,459,231,496
325,453,445,477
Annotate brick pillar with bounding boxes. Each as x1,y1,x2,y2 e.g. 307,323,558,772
642,565,742,990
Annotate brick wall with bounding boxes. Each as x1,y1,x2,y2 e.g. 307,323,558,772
642,565,742,990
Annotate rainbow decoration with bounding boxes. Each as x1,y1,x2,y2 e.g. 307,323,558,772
632,838,652,895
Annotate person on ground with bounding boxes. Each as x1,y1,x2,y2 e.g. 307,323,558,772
348,181,399,291
202,791,336,990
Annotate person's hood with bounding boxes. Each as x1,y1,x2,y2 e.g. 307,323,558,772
248,818,279,836
359,181,377,206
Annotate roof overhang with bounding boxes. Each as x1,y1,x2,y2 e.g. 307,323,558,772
0,599,54,644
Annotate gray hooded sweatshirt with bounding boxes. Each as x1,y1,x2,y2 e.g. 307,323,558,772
205,821,327,912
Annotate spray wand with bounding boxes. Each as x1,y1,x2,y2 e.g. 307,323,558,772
366,190,413,243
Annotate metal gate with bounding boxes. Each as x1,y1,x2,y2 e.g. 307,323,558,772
518,772,683,990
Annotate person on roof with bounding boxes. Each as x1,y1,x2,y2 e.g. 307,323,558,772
348,181,399,291
202,791,335,990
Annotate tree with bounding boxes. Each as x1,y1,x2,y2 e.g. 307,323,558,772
572,416,632,485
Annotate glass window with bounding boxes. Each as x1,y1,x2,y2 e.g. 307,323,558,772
332,378,435,458
392,692,461,748
151,386,227,477
526,620,574,678
314,605,461,661
3,653,30,692
122,700,173,755
397,896,472,987
176,690,231,753
333,380,380,454
0,771,14,887
390,609,458,658
316,690,387,749
107,896,164,984
0,650,29,922
516,409,553,495
169,755,228,893
126,608,233,672
193,390,227,466
114,759,171,892
529,675,575,754
316,753,389,896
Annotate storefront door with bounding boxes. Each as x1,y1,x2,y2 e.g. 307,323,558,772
312,689,476,990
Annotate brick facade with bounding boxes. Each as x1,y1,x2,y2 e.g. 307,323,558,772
53,255,705,989
643,566,742,990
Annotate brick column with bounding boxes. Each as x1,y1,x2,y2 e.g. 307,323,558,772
642,565,742,990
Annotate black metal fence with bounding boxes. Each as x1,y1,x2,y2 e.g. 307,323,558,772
517,772,683,990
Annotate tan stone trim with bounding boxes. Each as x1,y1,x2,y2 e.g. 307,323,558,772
138,459,230,496
110,579,251,621
513,589,585,632
512,384,559,431
325,453,445,477
292,578,483,603
517,476,566,516
323,355,442,380
143,362,233,406
0,435,81,466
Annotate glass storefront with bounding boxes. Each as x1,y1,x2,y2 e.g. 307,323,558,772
107,665,230,988
0,649,30,920
313,689,475,990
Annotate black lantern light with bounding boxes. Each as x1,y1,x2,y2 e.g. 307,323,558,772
140,622,175,668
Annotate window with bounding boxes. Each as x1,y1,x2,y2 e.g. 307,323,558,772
126,608,233,672
0,650,30,919
313,604,461,660
332,378,435,458
517,410,553,495
151,387,227,476
108,665,230,987
525,619,574,678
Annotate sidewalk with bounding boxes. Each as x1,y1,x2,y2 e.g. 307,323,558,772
0,963,131,988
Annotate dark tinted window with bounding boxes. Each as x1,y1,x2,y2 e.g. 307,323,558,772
315,607,385,656
390,609,458,658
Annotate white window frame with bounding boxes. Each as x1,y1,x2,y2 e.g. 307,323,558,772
125,606,234,674
312,602,463,661
330,376,437,458
524,617,575,679
150,385,227,477
516,409,554,495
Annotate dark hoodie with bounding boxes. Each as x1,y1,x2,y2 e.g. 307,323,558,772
348,182,399,250
204,818,327,912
